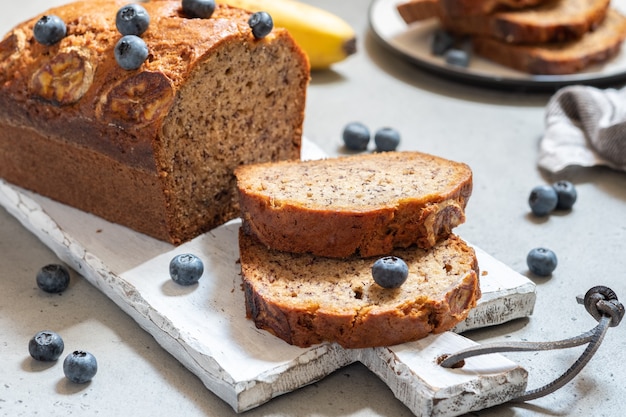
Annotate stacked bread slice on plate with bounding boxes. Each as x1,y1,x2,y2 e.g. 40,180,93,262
235,151,481,348
397,0,626,74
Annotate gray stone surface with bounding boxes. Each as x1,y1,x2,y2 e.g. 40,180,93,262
1,1,625,416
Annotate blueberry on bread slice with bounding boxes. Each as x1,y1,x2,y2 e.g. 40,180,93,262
234,151,473,258
239,229,480,348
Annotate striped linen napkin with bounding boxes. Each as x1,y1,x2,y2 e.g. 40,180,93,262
539,85,626,173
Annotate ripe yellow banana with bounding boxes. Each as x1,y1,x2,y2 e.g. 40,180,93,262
220,0,357,70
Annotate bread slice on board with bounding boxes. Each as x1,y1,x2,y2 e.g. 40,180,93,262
397,0,610,44
239,230,481,348
234,151,473,258
473,8,626,74
397,0,548,22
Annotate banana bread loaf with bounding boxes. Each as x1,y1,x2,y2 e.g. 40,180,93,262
0,0,309,244
239,230,481,348
235,151,473,258
472,8,626,74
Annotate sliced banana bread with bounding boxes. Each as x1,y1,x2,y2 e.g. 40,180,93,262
239,230,480,348
234,151,473,258
397,0,609,44
397,0,548,23
473,8,626,74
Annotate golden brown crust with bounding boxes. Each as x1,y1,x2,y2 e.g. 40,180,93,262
239,230,481,348
473,9,626,74
235,152,473,258
0,0,309,243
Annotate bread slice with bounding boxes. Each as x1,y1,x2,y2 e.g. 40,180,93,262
397,0,610,44
239,230,481,348
397,0,548,23
397,0,439,23
472,8,626,74
234,151,473,258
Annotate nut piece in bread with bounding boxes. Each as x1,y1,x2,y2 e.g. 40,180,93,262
239,230,481,348
235,151,473,258
0,0,309,244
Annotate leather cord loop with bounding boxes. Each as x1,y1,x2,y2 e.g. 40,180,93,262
439,286,623,402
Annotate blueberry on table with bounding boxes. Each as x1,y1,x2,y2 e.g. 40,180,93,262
114,35,149,70
169,253,204,286
342,122,370,151
552,180,577,210
182,0,216,19
248,11,273,39
374,127,401,152
33,15,66,46
527,247,557,276
36,264,70,293
116,4,150,36
372,256,409,289
528,184,558,216
63,351,98,384
28,330,64,361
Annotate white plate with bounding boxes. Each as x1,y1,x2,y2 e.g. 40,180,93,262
369,0,626,90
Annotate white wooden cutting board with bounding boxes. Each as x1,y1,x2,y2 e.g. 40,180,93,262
0,139,535,417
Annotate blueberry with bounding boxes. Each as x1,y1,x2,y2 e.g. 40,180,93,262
528,184,558,216
169,253,204,286
527,247,557,276
28,330,64,361
372,256,409,289
444,48,470,68
374,127,401,152
182,0,216,19
431,29,454,56
116,4,150,36
36,264,70,293
248,11,273,39
33,15,66,46
552,180,577,210
114,35,148,70
342,122,370,151
63,351,98,384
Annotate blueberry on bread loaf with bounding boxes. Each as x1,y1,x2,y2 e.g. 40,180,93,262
0,0,309,244
239,230,481,348
472,9,626,75
235,151,473,258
